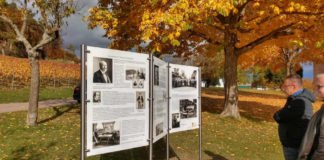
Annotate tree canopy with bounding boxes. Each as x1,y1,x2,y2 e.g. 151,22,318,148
87,0,324,118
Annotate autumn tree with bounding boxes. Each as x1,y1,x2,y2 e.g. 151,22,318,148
239,21,324,77
88,0,324,119
0,0,75,126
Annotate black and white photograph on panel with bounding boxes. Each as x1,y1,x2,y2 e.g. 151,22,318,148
154,65,159,86
93,91,101,103
93,121,120,148
172,68,197,89
156,122,164,136
180,99,197,119
136,91,145,109
172,113,180,128
93,57,113,83
125,67,145,88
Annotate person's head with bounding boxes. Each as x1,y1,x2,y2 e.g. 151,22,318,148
316,73,324,101
93,92,100,102
99,61,108,73
281,74,303,96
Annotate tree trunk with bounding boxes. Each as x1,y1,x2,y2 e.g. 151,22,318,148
27,55,40,126
286,61,295,76
220,26,240,119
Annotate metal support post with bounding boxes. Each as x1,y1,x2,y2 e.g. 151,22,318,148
81,44,87,160
198,68,202,160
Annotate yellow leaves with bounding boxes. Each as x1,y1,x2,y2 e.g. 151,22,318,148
286,7,294,12
270,5,281,15
168,33,174,40
86,7,118,32
258,11,265,16
286,2,306,12
253,2,260,8
162,0,168,5
290,40,304,47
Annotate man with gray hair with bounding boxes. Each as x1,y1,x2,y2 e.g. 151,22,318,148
298,73,324,160
93,60,111,83
273,74,316,160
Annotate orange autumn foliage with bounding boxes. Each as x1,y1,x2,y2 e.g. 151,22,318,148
0,55,80,87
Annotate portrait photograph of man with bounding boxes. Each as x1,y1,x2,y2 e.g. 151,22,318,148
93,57,113,83
93,91,101,103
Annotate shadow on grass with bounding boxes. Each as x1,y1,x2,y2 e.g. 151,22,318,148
10,146,42,160
203,88,285,100
99,138,180,160
204,150,228,160
38,105,79,124
202,96,280,122
10,142,57,159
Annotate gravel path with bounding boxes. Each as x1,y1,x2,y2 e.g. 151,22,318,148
0,99,77,113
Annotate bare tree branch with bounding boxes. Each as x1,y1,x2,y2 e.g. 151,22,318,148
20,0,28,35
33,31,55,51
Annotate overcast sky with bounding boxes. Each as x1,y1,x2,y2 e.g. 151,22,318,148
61,0,108,56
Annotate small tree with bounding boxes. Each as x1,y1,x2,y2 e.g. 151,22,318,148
0,0,75,126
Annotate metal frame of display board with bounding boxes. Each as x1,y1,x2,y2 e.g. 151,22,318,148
149,54,154,160
198,68,202,160
81,44,88,160
166,63,170,160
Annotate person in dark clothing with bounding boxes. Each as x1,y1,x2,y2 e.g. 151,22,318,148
298,73,324,160
93,61,111,83
273,74,316,160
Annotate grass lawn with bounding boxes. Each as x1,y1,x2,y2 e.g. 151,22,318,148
1,88,322,159
0,87,74,104
0,106,283,160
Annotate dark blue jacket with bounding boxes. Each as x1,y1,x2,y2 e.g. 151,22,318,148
273,89,316,148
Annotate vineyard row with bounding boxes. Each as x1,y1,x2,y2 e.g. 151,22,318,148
0,55,80,88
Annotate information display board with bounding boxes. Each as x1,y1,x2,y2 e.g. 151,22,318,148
82,45,201,157
169,64,200,133
152,57,168,143
86,46,150,156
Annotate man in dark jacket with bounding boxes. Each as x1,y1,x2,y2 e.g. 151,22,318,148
298,73,324,160
93,61,111,83
273,74,316,160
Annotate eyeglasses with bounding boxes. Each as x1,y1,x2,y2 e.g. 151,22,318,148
281,84,294,89
316,84,324,90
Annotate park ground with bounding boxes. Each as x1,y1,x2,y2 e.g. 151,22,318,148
0,87,322,160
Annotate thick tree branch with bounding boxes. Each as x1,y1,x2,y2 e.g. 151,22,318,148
21,12,27,34
237,26,253,33
237,23,295,56
189,26,222,45
33,31,55,51
0,14,32,50
282,11,324,16
237,0,254,22
189,16,224,32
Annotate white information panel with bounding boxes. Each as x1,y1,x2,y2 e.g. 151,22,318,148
169,64,200,133
86,46,149,156
152,57,168,143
